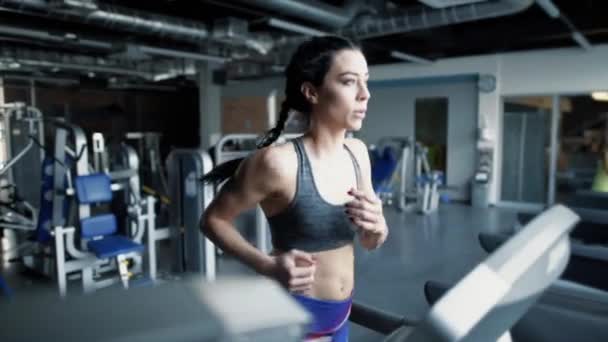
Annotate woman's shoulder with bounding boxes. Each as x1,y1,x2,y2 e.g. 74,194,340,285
344,137,370,161
246,140,298,179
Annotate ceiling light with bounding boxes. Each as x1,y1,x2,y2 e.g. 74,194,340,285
591,92,608,101
390,51,433,64
266,18,328,37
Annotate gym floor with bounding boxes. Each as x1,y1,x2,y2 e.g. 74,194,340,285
349,203,518,341
1,203,519,340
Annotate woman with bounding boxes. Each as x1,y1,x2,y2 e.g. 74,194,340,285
201,35,389,341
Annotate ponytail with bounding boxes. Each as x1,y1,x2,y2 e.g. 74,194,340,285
256,100,291,149
200,100,292,185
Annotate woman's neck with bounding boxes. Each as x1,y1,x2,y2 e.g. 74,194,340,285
303,125,348,160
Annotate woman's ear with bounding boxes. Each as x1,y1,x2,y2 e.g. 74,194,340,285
301,82,318,104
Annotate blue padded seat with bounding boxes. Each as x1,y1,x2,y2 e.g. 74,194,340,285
74,173,144,260
81,214,117,239
75,173,113,204
370,146,399,191
87,236,144,259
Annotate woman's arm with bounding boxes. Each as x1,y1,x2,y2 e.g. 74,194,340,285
200,147,316,292
201,148,282,275
345,138,389,250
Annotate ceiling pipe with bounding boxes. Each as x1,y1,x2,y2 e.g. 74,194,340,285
390,50,433,64
535,0,560,18
0,24,112,50
535,0,592,50
341,0,535,39
1,47,152,78
0,46,216,82
0,23,231,66
243,0,365,29
137,45,229,64
0,0,211,42
19,59,151,78
0,0,280,57
85,7,209,42
266,18,329,37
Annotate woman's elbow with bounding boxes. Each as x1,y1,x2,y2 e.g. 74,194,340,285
199,211,216,237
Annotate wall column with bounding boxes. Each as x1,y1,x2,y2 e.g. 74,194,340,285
197,62,222,149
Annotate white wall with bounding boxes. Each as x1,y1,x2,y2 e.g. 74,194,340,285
364,79,477,200
370,44,608,204
501,46,608,96
198,62,222,149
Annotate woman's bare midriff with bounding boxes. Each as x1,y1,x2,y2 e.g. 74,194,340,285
273,244,355,301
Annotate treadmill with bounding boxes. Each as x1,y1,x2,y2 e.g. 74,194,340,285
1,205,579,342
350,204,579,341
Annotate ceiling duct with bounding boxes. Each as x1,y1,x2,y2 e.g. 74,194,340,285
0,23,231,65
0,0,281,57
147,59,198,82
418,0,488,8
244,0,367,29
0,47,205,81
341,0,534,39
0,24,113,50
0,0,211,45
48,0,97,11
212,17,273,55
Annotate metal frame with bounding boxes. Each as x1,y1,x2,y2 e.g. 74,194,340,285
167,149,216,281
0,103,44,233
375,137,439,214
547,95,560,206
499,94,562,207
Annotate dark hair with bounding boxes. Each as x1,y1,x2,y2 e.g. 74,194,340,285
202,36,360,184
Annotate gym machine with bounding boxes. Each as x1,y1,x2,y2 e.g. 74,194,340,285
0,103,43,263
167,149,215,280
371,137,442,215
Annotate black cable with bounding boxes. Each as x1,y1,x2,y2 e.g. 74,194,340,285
28,134,67,168
74,143,87,163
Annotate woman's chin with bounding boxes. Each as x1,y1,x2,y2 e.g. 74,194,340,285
347,120,363,131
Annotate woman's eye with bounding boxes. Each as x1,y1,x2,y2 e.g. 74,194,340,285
342,79,356,85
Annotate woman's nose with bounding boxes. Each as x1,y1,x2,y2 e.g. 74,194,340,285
358,82,370,101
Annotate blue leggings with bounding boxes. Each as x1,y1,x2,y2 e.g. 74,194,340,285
0,275,12,298
292,293,352,342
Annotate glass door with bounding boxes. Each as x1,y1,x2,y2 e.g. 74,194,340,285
500,96,552,209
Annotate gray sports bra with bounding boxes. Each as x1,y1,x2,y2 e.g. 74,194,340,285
267,138,361,252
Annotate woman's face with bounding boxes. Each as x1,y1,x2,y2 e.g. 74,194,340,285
311,49,370,131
